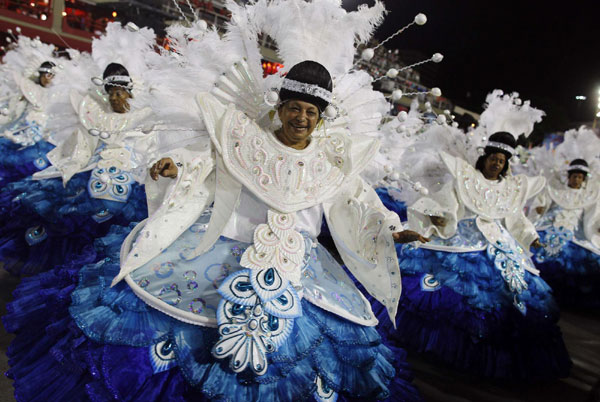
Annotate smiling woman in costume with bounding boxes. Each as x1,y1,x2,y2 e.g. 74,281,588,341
377,131,571,380
528,128,600,308
0,62,151,275
0,60,58,185
3,58,425,401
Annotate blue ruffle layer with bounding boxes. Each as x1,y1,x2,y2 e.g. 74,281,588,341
0,138,53,185
359,244,571,380
4,226,421,401
375,187,407,222
535,232,600,308
0,171,147,276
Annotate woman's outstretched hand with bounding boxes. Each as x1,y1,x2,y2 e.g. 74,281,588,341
531,239,543,249
150,157,178,180
393,230,430,244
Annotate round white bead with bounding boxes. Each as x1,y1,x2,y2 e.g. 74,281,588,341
197,20,208,31
386,68,399,78
361,48,375,61
436,114,447,124
99,131,110,139
397,110,408,121
99,173,111,184
125,22,140,32
431,87,442,97
432,53,444,63
264,90,279,106
392,89,403,101
323,105,337,119
415,13,427,25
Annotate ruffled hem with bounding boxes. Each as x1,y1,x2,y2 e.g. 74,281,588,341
0,139,53,185
344,243,571,380
4,225,421,401
535,241,600,308
0,173,147,276
398,245,557,315
375,187,407,222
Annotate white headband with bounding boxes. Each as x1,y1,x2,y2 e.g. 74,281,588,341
91,74,133,90
38,67,55,74
568,164,589,173
280,78,332,103
105,75,132,85
486,140,515,156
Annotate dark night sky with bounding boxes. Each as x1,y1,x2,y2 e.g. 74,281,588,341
343,0,600,129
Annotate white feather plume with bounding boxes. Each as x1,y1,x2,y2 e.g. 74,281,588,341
554,127,600,175
245,0,385,77
476,89,544,141
91,22,157,99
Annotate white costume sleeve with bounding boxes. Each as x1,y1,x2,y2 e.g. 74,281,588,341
506,175,545,248
526,188,551,222
113,145,215,285
584,202,600,249
324,176,403,324
45,127,98,186
505,210,539,249
408,181,463,239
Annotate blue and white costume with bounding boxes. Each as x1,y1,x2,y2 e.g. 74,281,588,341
3,91,421,401
0,72,55,185
0,92,152,275
378,152,571,379
530,178,600,307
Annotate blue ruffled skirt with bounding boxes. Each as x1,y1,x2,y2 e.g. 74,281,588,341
3,224,421,401
374,187,407,222
0,170,147,276
0,137,53,185
535,229,600,308
365,243,571,380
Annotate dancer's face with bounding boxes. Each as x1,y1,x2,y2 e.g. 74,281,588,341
482,152,506,180
277,100,320,147
568,172,585,189
39,72,54,87
108,87,131,114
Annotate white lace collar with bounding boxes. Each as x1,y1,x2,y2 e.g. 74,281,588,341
548,179,600,210
453,157,528,220
220,108,348,213
77,95,151,141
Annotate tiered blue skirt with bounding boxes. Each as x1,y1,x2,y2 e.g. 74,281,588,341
3,225,422,401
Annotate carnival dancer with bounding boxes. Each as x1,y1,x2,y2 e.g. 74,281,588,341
528,128,600,307
0,24,154,274
372,91,572,380
4,1,427,399
0,57,57,184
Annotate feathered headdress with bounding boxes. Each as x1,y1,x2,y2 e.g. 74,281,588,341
554,127,600,177
246,0,385,77
90,22,157,98
477,89,544,140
